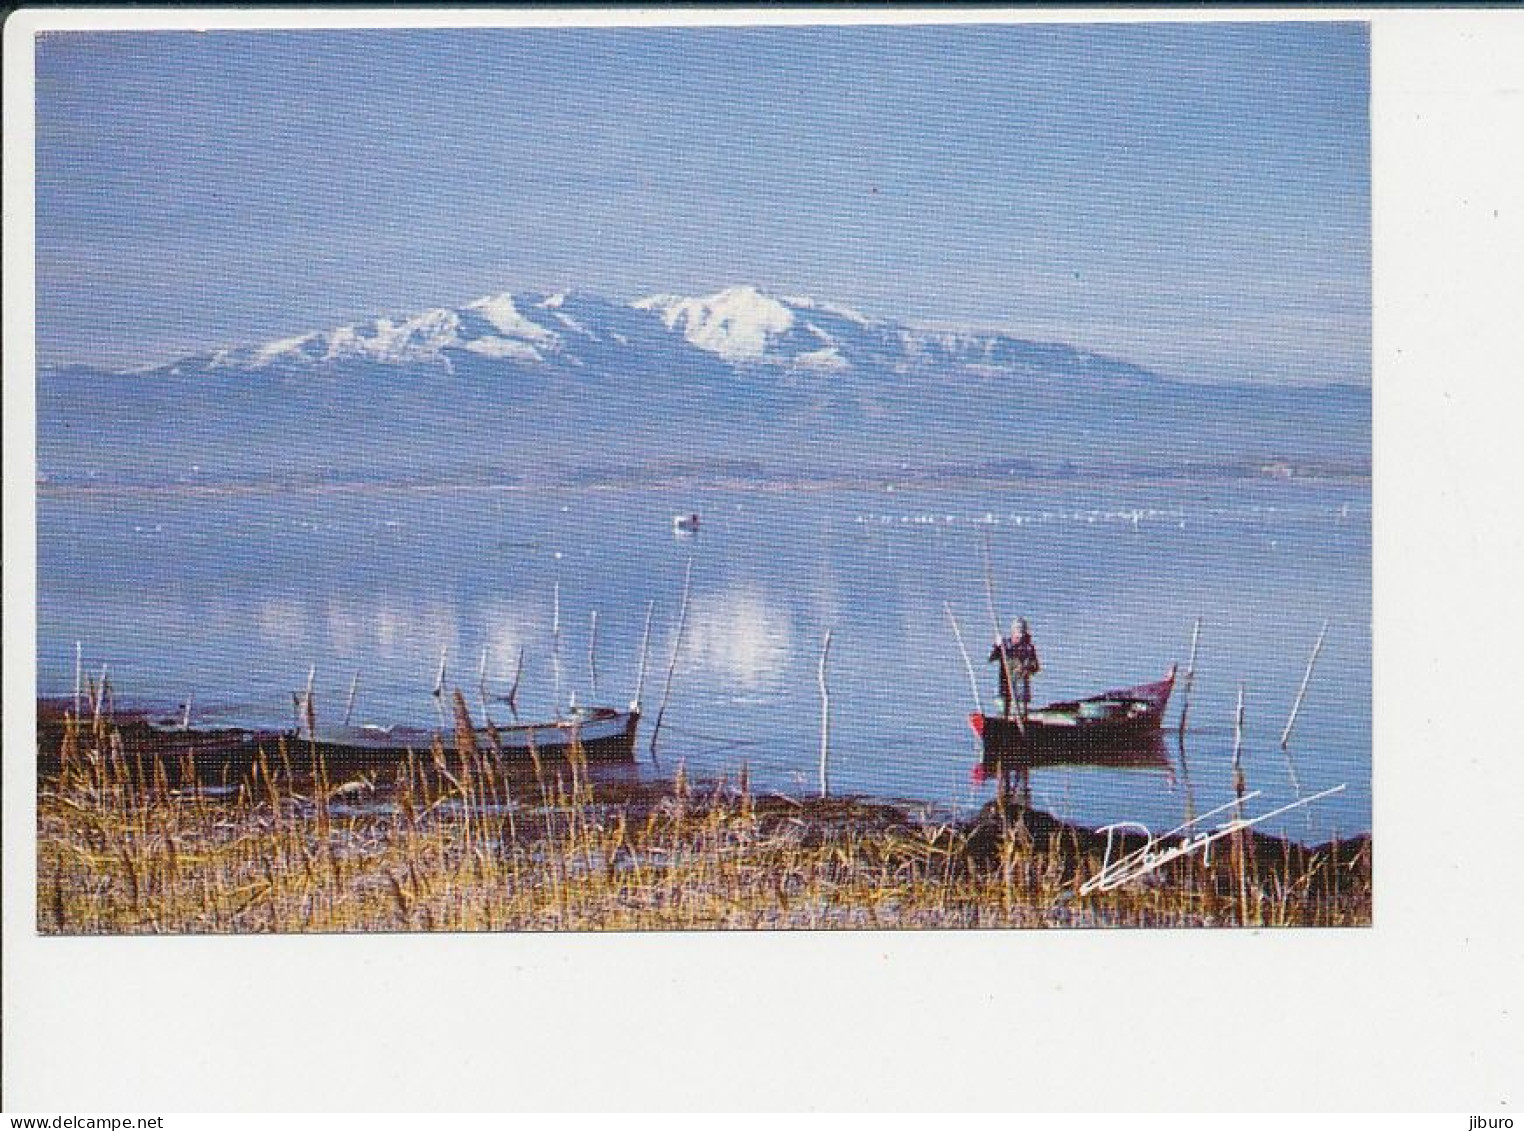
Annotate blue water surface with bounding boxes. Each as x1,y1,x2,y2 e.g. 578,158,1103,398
37,477,1371,843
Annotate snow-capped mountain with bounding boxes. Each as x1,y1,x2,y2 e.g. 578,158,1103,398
38,285,1369,487
155,284,1160,389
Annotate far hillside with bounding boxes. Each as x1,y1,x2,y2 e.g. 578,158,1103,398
39,285,1370,488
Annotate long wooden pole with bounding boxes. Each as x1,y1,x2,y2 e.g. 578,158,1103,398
944,602,984,714
981,530,1023,736
818,629,834,799
343,670,360,727
649,556,694,760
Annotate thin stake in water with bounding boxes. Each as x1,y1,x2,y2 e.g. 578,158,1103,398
552,579,563,707
649,556,694,760
818,628,834,799
505,646,523,720
432,647,447,729
1279,620,1329,800
343,670,360,727
588,610,600,698
1231,681,1253,924
1232,681,1247,806
477,647,492,729
1178,617,1202,739
304,665,317,740
93,664,109,730
1176,616,1202,821
632,599,656,712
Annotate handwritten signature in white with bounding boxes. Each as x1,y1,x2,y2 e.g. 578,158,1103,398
1079,784,1347,894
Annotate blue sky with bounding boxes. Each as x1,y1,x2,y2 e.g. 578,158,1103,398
35,21,1369,383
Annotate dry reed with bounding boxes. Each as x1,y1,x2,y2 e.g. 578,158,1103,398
35,710,1370,935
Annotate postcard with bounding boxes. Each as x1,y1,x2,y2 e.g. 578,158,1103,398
19,5,1524,1118
20,16,1376,938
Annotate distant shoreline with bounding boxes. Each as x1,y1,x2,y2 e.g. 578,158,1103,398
35,469,1372,501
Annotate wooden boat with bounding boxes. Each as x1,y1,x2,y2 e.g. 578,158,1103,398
970,666,1176,770
301,706,641,765
35,700,641,781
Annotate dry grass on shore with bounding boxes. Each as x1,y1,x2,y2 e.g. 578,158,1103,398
36,715,1371,933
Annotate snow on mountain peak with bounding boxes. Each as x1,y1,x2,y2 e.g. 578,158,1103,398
253,332,322,364
782,294,871,326
466,293,559,346
633,285,796,363
464,336,544,363
323,307,464,365
794,346,850,372
213,307,470,371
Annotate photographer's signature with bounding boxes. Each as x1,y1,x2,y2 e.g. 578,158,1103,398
1080,784,1347,894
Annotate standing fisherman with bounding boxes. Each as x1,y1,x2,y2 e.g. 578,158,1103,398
989,617,1041,717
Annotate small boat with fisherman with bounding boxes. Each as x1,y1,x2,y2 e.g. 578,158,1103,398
969,668,1177,769
963,615,1176,795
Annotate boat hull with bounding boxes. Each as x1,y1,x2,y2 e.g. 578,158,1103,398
970,669,1176,770
303,709,642,765
36,706,642,781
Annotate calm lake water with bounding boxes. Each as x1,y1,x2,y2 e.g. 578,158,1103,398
37,478,1371,843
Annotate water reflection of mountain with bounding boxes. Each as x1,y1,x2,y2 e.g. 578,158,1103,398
683,586,793,690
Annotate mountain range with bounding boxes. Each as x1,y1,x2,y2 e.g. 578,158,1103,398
38,285,1370,487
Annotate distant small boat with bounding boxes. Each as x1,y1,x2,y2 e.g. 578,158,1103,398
970,667,1176,770
672,512,700,534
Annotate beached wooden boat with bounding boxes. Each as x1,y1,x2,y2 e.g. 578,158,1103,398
35,700,641,779
970,667,1176,770
302,706,641,764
